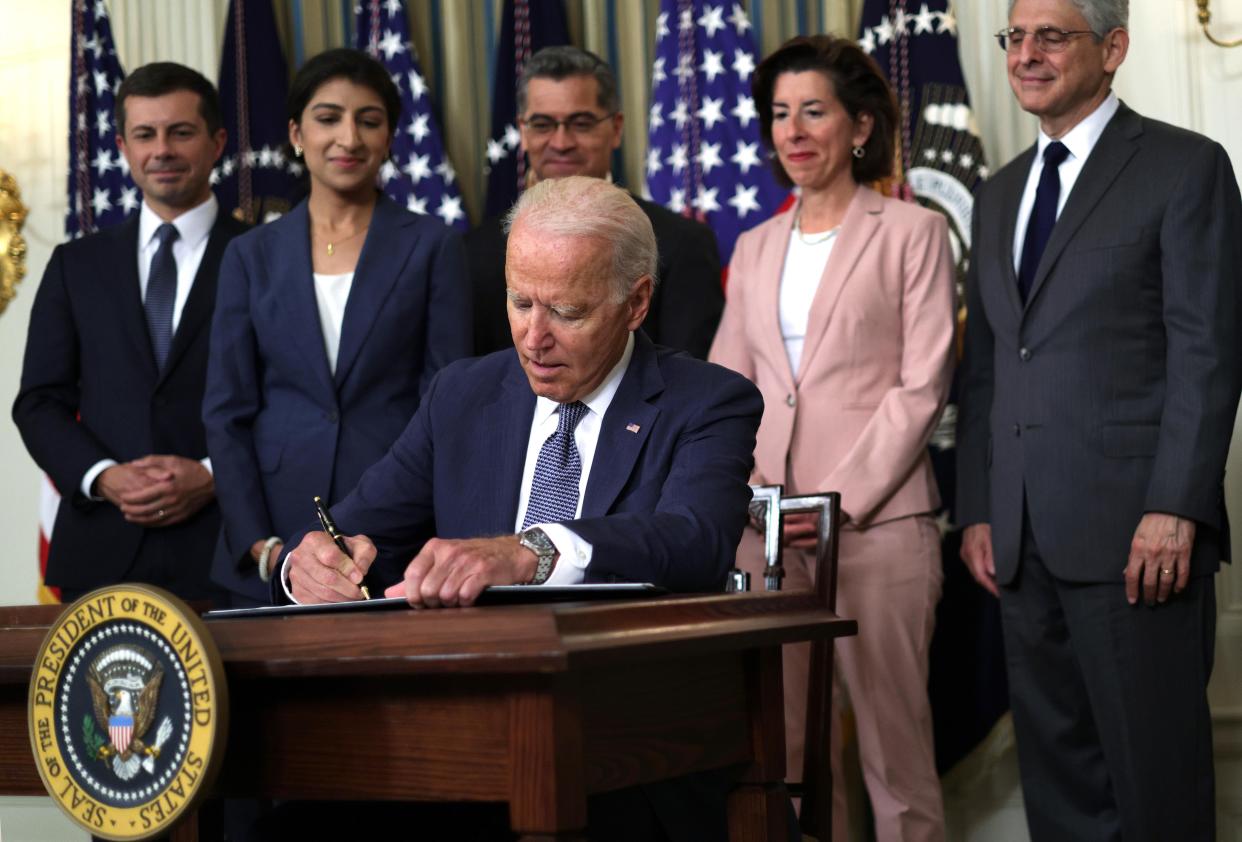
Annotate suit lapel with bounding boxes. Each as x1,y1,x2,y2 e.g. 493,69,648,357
278,202,337,395
998,146,1035,319
479,359,537,533
334,196,410,389
111,218,160,381
757,207,798,390
581,334,661,517
1025,104,1142,310
157,214,239,386
797,187,882,381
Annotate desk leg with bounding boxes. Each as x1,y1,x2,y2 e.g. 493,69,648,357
728,647,790,842
508,682,587,839
799,638,834,839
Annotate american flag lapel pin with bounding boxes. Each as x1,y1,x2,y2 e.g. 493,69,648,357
626,422,641,434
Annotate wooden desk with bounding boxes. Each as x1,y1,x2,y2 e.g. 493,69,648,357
0,593,855,840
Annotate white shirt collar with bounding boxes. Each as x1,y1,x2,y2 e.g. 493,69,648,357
531,332,636,426
1036,90,1119,164
139,194,218,251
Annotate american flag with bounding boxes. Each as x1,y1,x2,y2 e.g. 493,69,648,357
45,0,136,603
355,0,466,230
213,0,303,223
644,0,788,266
66,0,137,239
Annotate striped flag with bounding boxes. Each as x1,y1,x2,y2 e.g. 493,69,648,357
356,0,467,230
644,0,788,267
213,0,303,223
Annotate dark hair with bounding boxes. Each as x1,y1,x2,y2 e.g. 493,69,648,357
286,48,401,132
116,62,222,136
517,46,619,116
753,35,897,186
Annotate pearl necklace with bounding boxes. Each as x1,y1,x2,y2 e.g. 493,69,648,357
794,209,841,246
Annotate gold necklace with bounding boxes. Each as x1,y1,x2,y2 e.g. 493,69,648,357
321,225,369,256
794,208,841,246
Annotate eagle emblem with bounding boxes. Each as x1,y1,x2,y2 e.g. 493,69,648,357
85,645,173,780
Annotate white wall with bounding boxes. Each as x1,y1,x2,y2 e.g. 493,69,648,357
0,2,90,835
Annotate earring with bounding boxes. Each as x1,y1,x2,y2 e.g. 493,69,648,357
293,144,303,157
852,145,866,159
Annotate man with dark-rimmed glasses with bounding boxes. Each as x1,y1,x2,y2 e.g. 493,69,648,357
465,45,724,360
957,1,1241,839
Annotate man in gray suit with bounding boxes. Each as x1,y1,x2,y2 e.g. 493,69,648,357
957,1,1241,839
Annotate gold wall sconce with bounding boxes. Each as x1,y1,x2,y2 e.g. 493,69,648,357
1197,0,1242,47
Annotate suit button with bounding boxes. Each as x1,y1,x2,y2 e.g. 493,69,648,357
326,411,339,423
1013,424,1022,437
1019,347,1032,361
785,394,796,407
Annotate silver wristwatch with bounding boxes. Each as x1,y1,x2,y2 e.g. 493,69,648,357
518,527,559,585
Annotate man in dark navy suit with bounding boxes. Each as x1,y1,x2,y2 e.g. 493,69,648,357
279,175,761,610
14,63,246,603
465,46,724,360
274,174,761,842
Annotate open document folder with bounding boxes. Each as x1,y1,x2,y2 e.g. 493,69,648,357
204,584,668,618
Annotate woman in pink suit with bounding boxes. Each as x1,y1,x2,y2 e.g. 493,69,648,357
710,35,955,842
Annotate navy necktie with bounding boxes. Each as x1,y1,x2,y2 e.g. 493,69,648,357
144,222,179,370
522,401,589,529
1018,141,1070,303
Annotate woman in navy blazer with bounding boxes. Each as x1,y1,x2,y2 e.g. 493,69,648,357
203,49,471,606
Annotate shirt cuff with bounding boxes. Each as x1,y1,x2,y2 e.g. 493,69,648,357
200,457,212,475
81,459,118,501
280,555,300,604
537,523,591,585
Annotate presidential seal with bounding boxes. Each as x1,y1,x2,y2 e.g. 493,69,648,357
27,585,228,840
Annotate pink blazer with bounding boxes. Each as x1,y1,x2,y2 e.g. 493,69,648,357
710,186,955,527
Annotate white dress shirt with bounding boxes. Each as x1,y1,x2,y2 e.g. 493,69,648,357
81,196,219,499
312,271,355,374
1013,91,1119,272
514,331,635,585
779,223,837,377
282,333,637,601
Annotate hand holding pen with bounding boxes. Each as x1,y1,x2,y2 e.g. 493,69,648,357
314,496,372,600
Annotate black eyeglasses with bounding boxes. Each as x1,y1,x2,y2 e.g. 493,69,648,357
995,26,1096,52
520,112,616,135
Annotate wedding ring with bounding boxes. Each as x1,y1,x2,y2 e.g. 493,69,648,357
1160,567,1173,577
157,509,165,519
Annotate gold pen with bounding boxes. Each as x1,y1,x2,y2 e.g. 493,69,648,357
314,495,371,600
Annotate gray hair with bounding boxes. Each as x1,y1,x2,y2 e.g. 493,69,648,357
504,176,658,300
1008,0,1128,37
516,46,620,116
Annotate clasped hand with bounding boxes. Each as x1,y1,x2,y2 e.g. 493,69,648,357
96,455,214,526
286,532,539,607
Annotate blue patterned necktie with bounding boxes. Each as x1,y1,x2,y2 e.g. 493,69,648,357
144,222,179,370
522,401,589,529
1018,140,1070,304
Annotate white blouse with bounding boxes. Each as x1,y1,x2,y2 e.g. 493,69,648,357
312,271,355,374
778,226,837,376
